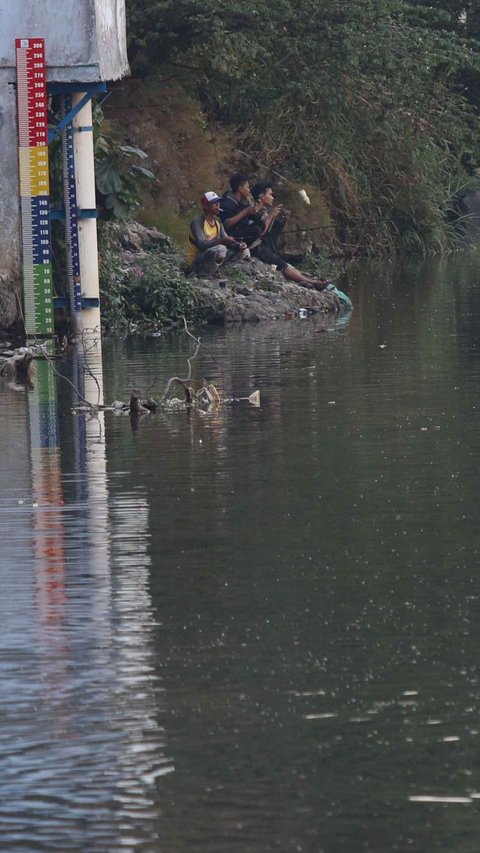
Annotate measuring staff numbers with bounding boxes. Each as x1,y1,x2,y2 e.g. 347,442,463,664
16,36,54,335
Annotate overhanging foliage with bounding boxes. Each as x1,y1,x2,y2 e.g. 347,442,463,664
125,0,480,253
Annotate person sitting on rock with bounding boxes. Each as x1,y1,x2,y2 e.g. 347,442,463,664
220,173,263,247
250,181,328,291
186,191,249,278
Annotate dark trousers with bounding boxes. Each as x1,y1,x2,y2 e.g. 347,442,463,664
229,221,263,247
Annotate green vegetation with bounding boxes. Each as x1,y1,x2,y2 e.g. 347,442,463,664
98,227,198,331
125,0,480,255
94,109,156,219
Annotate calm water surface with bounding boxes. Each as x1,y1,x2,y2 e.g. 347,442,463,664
2,252,480,851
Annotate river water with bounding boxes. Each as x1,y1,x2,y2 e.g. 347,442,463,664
2,250,480,851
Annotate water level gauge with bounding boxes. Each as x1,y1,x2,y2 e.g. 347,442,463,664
16,37,54,336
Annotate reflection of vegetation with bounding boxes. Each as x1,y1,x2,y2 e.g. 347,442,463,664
98,259,480,846
126,0,480,255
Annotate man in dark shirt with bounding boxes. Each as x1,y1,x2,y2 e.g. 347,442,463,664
220,174,263,247
249,181,334,291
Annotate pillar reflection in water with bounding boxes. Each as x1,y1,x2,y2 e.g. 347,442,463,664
28,356,68,681
0,340,171,849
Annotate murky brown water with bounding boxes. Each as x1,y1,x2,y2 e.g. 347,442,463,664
2,251,480,851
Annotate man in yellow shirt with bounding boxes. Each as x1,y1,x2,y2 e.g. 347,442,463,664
186,191,249,277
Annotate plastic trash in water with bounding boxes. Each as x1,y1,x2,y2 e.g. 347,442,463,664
224,390,261,407
325,283,353,310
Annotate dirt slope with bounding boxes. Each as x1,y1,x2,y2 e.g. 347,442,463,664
103,79,334,255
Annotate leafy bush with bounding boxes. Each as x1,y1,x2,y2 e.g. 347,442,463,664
94,107,156,220
99,242,198,331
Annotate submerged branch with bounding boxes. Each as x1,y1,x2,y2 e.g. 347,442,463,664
162,317,201,400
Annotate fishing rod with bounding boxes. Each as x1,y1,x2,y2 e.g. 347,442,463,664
282,223,338,234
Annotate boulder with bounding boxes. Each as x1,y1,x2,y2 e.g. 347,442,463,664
121,222,171,252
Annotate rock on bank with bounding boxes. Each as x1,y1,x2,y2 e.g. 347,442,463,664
194,263,344,324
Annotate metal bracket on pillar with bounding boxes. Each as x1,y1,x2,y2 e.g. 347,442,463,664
47,82,105,327
49,208,98,221
47,82,107,144
53,295,99,309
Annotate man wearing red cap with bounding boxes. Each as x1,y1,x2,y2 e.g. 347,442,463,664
186,191,249,277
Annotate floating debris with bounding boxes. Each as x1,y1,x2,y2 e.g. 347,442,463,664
224,389,261,407
409,795,472,804
304,712,337,720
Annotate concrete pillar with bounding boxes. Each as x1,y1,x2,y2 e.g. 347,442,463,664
72,93,101,338
0,72,22,327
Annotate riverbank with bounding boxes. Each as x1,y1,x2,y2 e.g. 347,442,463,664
98,222,347,332
193,267,343,324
